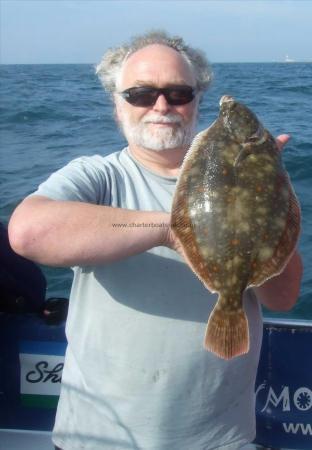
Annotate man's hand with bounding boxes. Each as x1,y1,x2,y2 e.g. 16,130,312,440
276,133,291,151
163,219,187,262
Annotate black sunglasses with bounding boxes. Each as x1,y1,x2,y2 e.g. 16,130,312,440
118,85,197,107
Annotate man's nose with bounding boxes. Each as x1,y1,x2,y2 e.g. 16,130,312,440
152,93,171,113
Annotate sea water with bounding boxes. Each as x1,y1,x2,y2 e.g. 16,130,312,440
0,63,311,319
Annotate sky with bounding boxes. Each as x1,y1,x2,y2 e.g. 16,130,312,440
0,0,311,64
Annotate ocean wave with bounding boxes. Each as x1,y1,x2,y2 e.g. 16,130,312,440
4,108,84,124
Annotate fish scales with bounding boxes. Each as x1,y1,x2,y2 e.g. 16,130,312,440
171,95,301,360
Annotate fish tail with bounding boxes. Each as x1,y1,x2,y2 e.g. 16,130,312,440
204,299,249,360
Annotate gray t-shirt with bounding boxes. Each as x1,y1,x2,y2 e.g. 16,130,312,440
34,147,263,450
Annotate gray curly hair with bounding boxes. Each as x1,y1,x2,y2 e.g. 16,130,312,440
95,30,213,94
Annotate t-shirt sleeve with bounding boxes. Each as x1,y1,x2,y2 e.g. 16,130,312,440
31,157,112,205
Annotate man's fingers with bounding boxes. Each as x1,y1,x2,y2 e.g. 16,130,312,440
276,134,291,151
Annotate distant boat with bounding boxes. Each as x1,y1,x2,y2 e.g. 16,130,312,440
285,54,295,63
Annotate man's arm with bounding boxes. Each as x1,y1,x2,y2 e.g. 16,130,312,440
253,250,303,311
253,133,303,311
9,196,170,267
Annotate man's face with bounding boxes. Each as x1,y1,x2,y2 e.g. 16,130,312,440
115,44,200,152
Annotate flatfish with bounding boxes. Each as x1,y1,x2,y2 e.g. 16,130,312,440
171,95,300,360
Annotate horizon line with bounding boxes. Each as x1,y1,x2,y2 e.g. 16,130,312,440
1,60,312,65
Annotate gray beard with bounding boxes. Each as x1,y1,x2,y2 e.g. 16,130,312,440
119,113,196,152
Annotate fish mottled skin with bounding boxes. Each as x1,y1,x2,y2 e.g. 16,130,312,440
171,95,301,360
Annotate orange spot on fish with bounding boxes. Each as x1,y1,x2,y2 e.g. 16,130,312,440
231,239,240,246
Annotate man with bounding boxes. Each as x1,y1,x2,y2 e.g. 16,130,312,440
9,31,302,450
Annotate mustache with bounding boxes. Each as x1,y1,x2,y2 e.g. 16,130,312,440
142,113,183,125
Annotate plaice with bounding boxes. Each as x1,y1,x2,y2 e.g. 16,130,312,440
171,96,301,360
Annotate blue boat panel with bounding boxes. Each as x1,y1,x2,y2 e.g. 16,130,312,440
255,320,312,449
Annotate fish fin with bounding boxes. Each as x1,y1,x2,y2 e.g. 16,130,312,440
171,188,214,290
204,302,249,360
